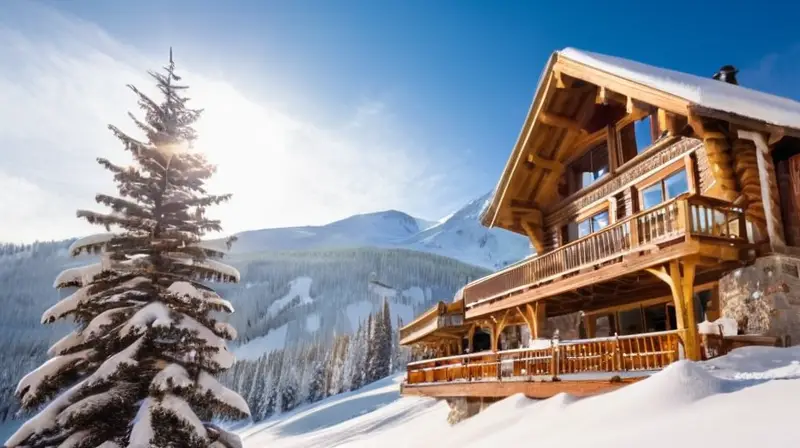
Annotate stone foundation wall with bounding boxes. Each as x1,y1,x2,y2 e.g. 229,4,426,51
445,397,498,424
718,254,800,344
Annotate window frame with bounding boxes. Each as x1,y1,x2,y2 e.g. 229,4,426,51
565,139,611,195
635,158,694,211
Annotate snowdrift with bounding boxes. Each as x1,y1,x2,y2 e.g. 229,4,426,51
240,346,800,448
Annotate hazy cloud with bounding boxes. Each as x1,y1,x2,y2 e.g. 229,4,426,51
0,3,459,242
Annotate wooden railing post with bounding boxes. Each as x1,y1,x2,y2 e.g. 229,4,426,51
550,337,560,380
614,333,622,372
677,199,691,241
738,208,748,241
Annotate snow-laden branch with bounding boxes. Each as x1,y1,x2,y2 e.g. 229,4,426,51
128,395,208,448
68,233,115,257
53,263,104,288
5,378,88,447
85,337,144,388
15,349,94,407
166,255,241,283
168,281,234,313
197,371,250,416
118,302,235,368
48,331,85,357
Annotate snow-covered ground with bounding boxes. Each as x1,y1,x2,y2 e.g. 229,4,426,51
266,277,314,317
239,346,800,447
234,324,289,361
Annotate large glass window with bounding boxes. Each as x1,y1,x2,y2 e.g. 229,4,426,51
643,304,669,332
640,169,689,209
577,210,609,238
619,115,657,163
634,116,654,153
618,308,644,335
568,141,609,193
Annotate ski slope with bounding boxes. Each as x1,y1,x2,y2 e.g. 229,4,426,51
240,346,800,447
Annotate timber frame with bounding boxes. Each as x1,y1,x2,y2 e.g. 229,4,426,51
400,48,800,400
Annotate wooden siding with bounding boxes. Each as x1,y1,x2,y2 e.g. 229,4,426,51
545,137,702,224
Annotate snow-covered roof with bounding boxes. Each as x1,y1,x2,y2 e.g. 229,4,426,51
481,47,800,230
559,47,800,131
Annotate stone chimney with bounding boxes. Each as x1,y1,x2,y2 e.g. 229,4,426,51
713,65,739,85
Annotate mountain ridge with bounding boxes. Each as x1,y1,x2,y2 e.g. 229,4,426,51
221,191,531,270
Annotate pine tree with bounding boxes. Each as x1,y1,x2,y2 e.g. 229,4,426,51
366,301,392,383
278,368,298,413
5,50,249,448
306,361,325,404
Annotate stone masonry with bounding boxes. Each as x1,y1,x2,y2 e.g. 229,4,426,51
718,254,800,345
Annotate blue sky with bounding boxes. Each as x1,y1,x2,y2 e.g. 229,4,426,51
2,0,800,242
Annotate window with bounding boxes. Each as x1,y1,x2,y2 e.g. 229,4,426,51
577,210,609,238
618,307,644,335
643,303,669,332
634,116,655,153
619,115,658,163
567,141,609,194
640,169,689,209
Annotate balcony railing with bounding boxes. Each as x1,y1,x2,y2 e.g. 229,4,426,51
463,195,746,309
405,330,684,385
399,310,465,344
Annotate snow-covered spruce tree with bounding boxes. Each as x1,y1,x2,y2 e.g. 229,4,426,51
6,51,250,448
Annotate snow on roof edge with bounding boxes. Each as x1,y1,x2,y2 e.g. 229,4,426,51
558,47,800,131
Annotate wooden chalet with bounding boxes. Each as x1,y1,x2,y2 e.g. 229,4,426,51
400,48,800,401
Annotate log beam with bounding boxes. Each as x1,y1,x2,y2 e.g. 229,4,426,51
657,109,683,136
539,112,587,135
626,97,652,118
596,86,626,106
689,115,738,202
645,259,700,360
520,220,545,254
738,130,786,249
527,153,565,173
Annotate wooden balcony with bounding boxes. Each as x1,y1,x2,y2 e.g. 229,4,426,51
399,301,467,346
463,195,748,318
402,330,684,398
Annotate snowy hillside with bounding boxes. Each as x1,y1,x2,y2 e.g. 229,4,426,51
239,346,800,447
220,193,532,270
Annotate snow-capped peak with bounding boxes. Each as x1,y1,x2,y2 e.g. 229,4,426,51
215,192,531,270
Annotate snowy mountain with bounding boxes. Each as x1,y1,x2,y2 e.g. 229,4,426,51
400,191,532,269
221,192,531,270
228,210,436,254
236,346,800,447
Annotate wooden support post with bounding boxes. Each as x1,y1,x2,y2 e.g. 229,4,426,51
491,310,511,352
488,321,498,352
520,220,546,254
466,324,476,353
525,301,548,339
645,259,700,360
584,314,597,338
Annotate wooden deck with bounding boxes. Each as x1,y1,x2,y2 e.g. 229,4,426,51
402,330,683,399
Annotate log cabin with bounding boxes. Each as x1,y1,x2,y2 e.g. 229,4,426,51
399,48,800,405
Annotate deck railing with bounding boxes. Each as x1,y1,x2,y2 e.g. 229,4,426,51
399,311,465,344
463,196,746,308
405,330,684,385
